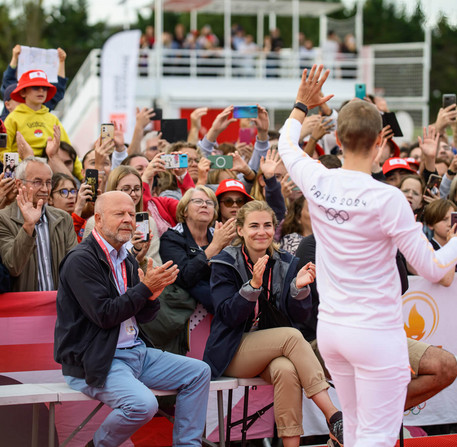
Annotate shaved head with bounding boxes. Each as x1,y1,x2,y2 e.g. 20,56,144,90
94,191,136,249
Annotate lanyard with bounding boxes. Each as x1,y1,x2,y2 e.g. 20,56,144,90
92,229,127,294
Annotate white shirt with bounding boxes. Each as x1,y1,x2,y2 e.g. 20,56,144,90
279,118,457,330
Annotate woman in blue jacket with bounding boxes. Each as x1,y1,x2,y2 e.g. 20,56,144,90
203,200,343,447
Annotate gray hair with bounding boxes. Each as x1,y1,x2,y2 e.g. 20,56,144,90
16,157,53,181
140,131,159,154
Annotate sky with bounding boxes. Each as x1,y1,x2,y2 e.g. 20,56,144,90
40,0,457,28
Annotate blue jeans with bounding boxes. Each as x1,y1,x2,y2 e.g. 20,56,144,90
65,342,211,447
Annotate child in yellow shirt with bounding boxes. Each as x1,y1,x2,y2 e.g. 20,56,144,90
3,69,82,180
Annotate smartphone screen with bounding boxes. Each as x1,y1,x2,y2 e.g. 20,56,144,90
355,83,366,100
451,212,457,233
233,106,258,119
136,212,150,241
85,169,99,202
3,152,19,178
425,174,442,196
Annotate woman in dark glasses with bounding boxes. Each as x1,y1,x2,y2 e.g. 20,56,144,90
215,178,253,223
49,172,92,242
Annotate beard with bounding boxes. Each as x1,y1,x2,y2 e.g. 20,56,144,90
103,226,133,246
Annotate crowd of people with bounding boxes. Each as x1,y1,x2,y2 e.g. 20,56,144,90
139,23,357,78
1,40,457,447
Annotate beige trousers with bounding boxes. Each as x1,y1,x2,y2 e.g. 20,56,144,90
224,327,329,437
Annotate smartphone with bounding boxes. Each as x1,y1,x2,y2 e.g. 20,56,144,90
85,169,99,202
160,119,188,143
442,94,456,109
355,83,366,100
233,106,258,119
136,212,150,241
150,108,163,121
3,152,19,179
100,123,114,143
425,174,442,196
239,128,252,144
382,112,403,137
208,155,234,169
160,153,188,169
451,212,457,233
0,133,6,148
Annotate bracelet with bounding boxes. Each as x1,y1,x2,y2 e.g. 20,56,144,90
131,246,140,256
293,102,309,115
309,136,318,142
447,169,456,177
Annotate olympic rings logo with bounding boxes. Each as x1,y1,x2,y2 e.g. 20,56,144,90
404,402,426,416
319,206,350,224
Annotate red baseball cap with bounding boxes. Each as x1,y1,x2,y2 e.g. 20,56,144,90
10,70,57,103
405,157,420,171
215,179,253,201
382,157,416,176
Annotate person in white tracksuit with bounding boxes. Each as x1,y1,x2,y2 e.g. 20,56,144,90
278,65,457,447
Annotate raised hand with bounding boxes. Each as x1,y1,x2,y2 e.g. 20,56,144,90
16,131,34,160
296,262,316,289
0,173,17,209
74,183,93,217
17,186,43,236
250,254,269,289
113,121,125,152
251,105,270,141
280,175,298,201
142,152,165,184
295,65,333,110
434,104,457,135
211,218,237,250
190,107,208,131
140,259,179,300
260,148,281,180
130,230,152,264
207,106,237,142
418,125,439,160
196,157,211,185
45,125,61,158
300,115,321,140
311,116,334,141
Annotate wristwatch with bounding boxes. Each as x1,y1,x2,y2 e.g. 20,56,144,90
447,169,456,177
293,102,309,115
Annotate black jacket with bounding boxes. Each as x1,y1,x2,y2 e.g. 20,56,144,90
160,222,215,312
203,245,312,378
54,233,159,387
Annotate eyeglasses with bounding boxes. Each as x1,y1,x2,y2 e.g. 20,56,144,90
55,188,78,198
118,186,142,195
31,86,49,91
146,146,158,152
220,198,246,207
22,179,52,188
188,157,201,165
190,198,215,207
